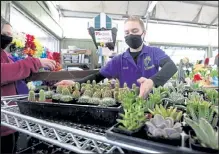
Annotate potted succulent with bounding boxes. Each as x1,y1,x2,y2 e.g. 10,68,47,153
185,117,218,153
145,114,182,146
59,87,73,103
204,89,218,106
148,105,183,122
113,91,146,136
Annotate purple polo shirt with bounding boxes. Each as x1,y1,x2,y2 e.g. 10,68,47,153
100,45,169,88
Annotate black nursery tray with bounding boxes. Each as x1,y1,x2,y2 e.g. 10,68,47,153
106,124,198,154
16,98,121,127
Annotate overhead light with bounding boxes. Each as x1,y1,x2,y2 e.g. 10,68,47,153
148,1,158,13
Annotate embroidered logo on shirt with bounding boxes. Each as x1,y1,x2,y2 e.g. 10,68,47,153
144,56,155,70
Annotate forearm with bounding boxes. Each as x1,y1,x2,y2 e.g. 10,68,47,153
150,58,177,87
1,58,42,85
75,72,106,84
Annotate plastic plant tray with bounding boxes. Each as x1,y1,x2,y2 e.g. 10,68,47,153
106,124,201,154
17,98,121,127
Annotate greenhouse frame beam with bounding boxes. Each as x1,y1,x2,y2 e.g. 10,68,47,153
192,6,203,23
210,15,218,26
179,1,218,8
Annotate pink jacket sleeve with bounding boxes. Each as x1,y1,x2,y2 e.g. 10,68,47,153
1,57,42,85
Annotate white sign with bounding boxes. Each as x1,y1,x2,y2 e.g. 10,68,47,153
95,31,113,43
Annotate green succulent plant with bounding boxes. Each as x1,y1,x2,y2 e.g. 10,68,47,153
185,117,218,150
186,100,218,127
83,90,93,97
148,105,182,122
89,97,101,105
28,90,35,101
86,80,91,84
93,91,102,98
39,89,46,102
74,82,80,90
163,92,186,109
117,103,146,131
204,89,218,106
146,114,182,139
103,90,112,98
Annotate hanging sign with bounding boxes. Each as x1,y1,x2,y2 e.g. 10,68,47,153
95,30,113,43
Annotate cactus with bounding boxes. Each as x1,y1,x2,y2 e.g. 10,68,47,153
145,114,182,139
103,90,112,98
45,91,54,99
62,87,71,95
28,90,35,101
148,105,183,122
56,85,63,94
81,87,86,93
52,94,62,101
100,98,116,107
83,90,93,97
66,85,73,93
185,117,218,150
60,95,73,102
74,82,80,90
86,80,91,84
78,96,90,103
72,87,80,99
88,97,101,105
123,82,128,89
92,80,96,86
39,89,46,102
93,91,102,98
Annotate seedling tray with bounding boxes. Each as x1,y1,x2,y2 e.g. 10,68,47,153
17,98,121,127
106,124,198,154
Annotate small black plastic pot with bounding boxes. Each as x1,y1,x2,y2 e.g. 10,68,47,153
52,99,60,103
144,126,182,146
182,125,193,135
189,130,218,153
112,123,145,137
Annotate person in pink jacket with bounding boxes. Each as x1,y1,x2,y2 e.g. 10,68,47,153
1,16,56,154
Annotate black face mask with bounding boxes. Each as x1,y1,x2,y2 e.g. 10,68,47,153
125,33,144,49
1,34,13,49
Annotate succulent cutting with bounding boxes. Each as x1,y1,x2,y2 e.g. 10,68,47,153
185,117,218,150
145,114,182,139
148,105,183,122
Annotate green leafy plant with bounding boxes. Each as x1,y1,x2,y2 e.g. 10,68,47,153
117,103,146,131
204,89,218,106
28,90,35,101
39,89,46,102
116,91,146,131
148,105,182,122
145,114,182,139
101,90,116,106
185,117,218,150
210,69,218,78
186,100,218,127
162,92,186,109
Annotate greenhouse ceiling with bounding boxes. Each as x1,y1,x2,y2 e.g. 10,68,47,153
52,1,218,28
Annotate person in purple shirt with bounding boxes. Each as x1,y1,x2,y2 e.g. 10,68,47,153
56,16,177,98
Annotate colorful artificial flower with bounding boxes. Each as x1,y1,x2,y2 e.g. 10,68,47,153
193,73,202,82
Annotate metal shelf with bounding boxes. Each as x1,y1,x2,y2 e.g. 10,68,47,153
1,95,160,154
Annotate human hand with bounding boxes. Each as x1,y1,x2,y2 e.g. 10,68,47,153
54,80,75,87
137,77,154,98
39,58,56,70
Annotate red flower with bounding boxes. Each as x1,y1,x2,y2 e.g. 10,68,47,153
193,74,202,82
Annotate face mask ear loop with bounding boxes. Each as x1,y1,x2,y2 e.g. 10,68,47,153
141,31,146,43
